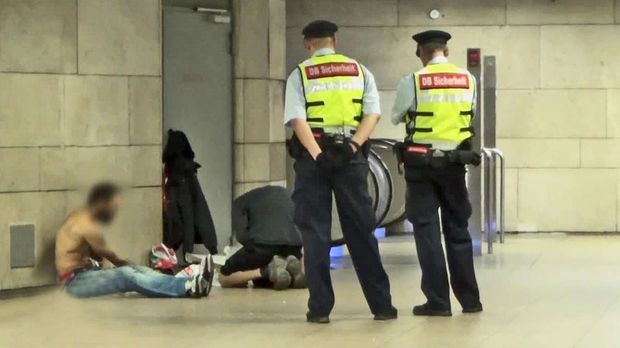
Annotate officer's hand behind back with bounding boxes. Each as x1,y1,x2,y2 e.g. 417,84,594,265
461,151,482,166
342,138,358,162
325,141,354,167
472,152,482,166
315,152,335,175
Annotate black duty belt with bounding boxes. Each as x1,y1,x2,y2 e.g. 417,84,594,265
397,143,481,169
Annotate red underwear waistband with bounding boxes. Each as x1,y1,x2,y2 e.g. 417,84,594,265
58,271,76,284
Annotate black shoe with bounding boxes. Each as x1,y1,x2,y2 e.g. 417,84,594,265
462,303,483,314
200,255,215,297
306,312,330,324
412,303,452,317
374,306,398,321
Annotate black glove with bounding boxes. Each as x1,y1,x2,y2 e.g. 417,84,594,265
315,152,336,175
324,145,348,169
457,151,481,166
471,152,482,166
342,139,360,162
325,139,358,166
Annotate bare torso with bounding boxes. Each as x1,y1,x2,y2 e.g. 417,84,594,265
55,210,99,275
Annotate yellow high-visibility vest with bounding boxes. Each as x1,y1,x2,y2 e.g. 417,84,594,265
407,63,475,150
298,54,365,128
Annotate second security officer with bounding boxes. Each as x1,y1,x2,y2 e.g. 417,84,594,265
391,30,483,316
284,20,397,323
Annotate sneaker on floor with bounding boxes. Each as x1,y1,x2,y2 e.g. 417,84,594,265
199,254,215,297
268,256,291,290
285,255,307,289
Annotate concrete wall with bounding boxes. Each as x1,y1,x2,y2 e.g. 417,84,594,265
0,0,162,289
287,0,620,232
233,0,288,196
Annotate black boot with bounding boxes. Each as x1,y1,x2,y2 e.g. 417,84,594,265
412,303,452,317
462,303,483,314
374,306,398,321
306,312,330,324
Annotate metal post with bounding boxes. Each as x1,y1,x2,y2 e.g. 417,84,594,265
483,56,497,149
481,148,494,254
482,56,499,254
481,148,505,253
489,148,505,243
467,48,483,256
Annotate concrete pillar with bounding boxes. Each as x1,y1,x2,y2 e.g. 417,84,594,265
232,0,287,196
0,0,162,290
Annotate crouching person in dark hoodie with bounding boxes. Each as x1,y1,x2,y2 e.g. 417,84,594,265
219,185,306,290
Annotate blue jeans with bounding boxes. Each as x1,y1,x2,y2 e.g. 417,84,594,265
65,265,189,298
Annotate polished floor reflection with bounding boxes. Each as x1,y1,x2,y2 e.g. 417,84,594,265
2,234,620,348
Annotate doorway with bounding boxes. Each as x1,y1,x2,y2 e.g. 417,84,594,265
162,5,232,252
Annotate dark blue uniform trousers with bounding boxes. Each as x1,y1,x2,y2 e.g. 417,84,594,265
405,164,481,310
293,153,393,316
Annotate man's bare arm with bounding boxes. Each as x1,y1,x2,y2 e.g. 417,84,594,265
291,118,323,160
82,228,128,267
351,114,380,148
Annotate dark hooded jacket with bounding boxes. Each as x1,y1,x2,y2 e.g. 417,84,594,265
232,186,301,247
163,129,218,256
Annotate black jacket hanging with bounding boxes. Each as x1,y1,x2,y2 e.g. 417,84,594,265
163,129,218,256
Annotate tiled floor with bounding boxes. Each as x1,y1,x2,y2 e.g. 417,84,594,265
2,234,620,348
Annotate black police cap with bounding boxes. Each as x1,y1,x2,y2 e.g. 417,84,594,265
302,20,338,38
412,30,452,45
412,30,451,57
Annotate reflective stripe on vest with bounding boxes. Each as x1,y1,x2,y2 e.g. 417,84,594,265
298,54,365,128
407,63,475,150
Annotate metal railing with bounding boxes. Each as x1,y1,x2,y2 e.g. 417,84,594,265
481,148,505,254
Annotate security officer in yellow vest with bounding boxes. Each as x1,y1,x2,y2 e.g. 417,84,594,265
391,30,483,317
284,20,396,323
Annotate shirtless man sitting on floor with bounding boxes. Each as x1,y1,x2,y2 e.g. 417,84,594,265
56,182,214,298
